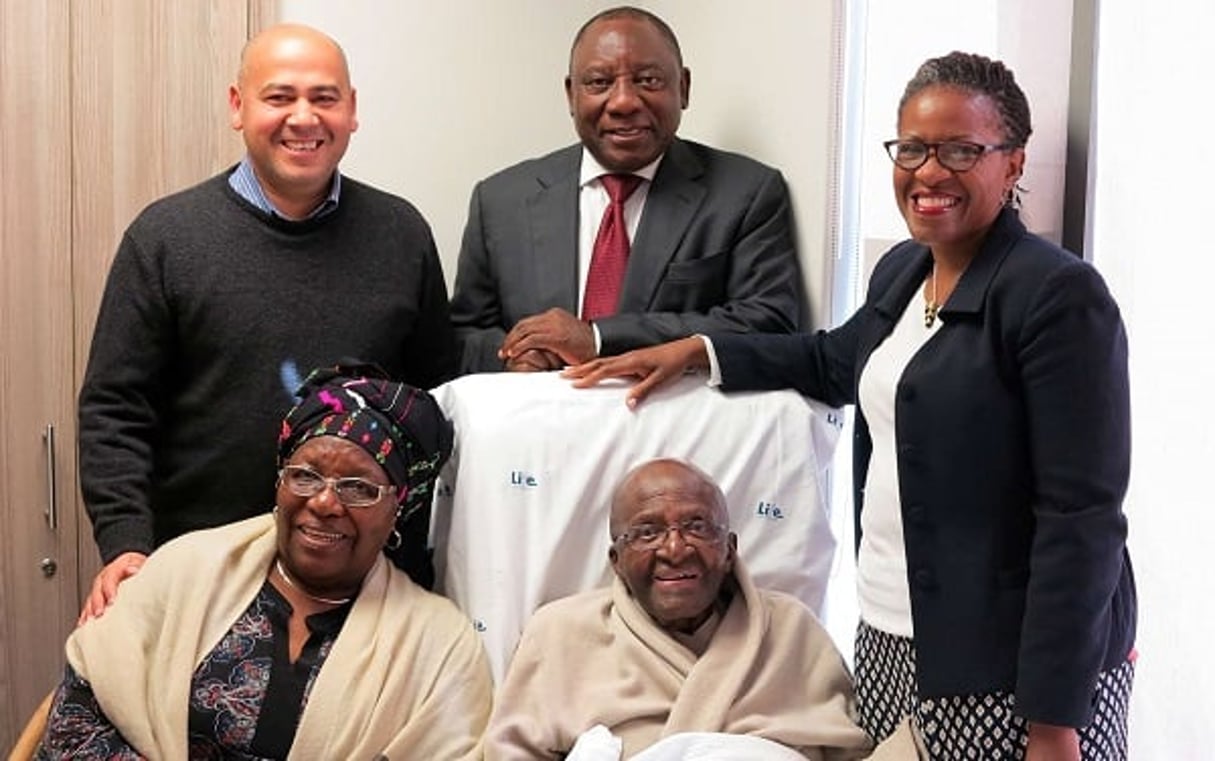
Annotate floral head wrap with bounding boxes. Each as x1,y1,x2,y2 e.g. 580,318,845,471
277,362,454,523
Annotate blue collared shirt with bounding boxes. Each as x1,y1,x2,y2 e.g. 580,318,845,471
228,155,341,220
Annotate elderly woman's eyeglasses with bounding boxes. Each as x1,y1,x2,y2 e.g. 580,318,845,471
278,464,393,508
613,517,728,551
883,139,1012,172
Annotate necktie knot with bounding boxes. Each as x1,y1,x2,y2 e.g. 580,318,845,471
600,173,643,205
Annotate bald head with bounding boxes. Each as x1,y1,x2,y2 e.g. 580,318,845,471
610,458,728,538
238,24,351,90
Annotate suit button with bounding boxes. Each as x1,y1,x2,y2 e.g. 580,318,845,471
905,503,926,524
900,385,917,402
913,569,937,589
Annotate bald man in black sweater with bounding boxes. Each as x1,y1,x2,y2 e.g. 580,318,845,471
77,23,455,620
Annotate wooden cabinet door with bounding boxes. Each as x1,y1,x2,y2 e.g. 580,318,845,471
0,0,79,745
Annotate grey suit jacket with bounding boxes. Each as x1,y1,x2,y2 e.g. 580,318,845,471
450,139,803,373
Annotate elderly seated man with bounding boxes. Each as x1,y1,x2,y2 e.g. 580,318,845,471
484,458,921,760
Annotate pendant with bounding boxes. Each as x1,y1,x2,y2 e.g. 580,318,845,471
924,301,939,329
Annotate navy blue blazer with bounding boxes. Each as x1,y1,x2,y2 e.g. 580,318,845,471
712,208,1136,728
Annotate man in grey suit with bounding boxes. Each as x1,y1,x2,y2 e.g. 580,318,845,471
450,6,802,374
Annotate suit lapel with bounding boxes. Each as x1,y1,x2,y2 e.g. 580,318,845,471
858,209,1025,365
872,243,932,323
939,207,1025,320
526,147,582,314
620,140,707,311
856,243,932,377
854,211,1026,388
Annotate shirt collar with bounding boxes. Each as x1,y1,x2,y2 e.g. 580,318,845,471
578,147,662,188
228,155,341,220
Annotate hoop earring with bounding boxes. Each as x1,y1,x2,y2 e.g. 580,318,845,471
385,529,402,550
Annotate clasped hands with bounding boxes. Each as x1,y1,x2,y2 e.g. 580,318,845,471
499,310,708,406
497,308,596,372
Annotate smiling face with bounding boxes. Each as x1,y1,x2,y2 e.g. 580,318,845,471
609,460,736,633
894,85,1024,261
565,15,689,173
274,435,396,600
229,24,358,218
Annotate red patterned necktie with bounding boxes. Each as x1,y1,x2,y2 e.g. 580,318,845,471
582,173,643,320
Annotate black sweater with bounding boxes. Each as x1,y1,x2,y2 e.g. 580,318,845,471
78,170,455,583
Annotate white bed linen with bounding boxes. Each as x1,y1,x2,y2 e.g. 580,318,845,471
565,724,807,761
430,372,842,681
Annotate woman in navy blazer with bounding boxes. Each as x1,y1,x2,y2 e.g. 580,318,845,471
567,52,1135,761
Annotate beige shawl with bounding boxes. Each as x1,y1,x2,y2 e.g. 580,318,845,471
485,559,876,760
66,514,492,760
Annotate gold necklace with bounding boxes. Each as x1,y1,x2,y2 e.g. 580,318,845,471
924,264,941,329
274,558,353,606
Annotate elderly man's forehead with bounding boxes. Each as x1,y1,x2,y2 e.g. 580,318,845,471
614,461,724,520
630,479,712,507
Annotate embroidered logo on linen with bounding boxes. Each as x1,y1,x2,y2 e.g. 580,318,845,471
509,470,539,488
755,500,786,521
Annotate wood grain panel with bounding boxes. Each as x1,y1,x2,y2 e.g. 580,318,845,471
0,0,77,746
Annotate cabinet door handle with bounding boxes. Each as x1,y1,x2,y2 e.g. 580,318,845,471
43,423,57,530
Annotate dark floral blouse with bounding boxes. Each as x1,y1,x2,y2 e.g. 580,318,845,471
36,581,351,760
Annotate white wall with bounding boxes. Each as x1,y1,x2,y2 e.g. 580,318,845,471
277,0,840,327
1090,4,1214,756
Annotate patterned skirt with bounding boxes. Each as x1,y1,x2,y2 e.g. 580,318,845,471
854,621,1134,760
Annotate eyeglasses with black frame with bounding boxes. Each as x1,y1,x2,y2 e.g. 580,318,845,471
883,139,1013,172
278,464,394,508
612,517,728,551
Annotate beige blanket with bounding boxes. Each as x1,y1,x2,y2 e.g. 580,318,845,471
485,559,877,760
65,514,492,760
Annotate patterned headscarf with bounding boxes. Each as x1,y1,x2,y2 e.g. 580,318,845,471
277,362,454,522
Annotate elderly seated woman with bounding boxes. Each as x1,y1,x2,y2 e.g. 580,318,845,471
36,364,492,760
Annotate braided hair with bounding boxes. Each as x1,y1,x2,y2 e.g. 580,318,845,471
899,51,1032,149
